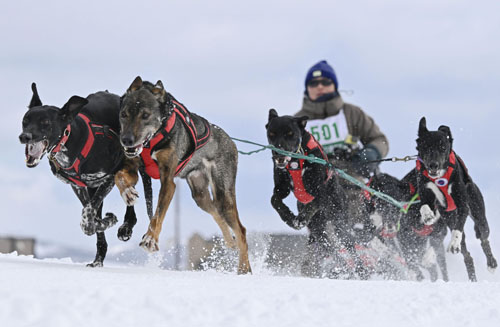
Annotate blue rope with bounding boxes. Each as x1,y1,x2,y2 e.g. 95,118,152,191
231,137,419,211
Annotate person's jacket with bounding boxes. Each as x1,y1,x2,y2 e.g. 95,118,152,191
295,94,389,158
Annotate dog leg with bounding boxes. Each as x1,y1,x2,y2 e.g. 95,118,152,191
480,239,498,273
115,159,140,206
187,172,236,249
420,204,441,226
89,177,118,233
217,191,251,274
448,230,463,254
118,206,138,241
71,186,97,236
87,231,107,267
460,233,477,282
431,235,449,282
139,149,177,253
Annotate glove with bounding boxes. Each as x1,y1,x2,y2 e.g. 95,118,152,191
352,145,381,178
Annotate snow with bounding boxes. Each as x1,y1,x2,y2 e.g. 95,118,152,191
1,253,500,327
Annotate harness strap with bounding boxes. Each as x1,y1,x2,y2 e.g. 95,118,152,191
141,101,211,179
412,224,434,237
416,151,457,212
286,132,332,204
50,113,118,187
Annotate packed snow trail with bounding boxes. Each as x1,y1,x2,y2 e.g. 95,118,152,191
1,253,499,327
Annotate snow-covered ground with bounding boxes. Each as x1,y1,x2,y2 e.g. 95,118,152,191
1,252,499,327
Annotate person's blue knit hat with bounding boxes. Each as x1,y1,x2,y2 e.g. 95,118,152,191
305,60,338,91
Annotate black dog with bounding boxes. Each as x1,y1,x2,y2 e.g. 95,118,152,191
266,109,365,278
369,171,449,281
19,83,151,267
415,117,497,281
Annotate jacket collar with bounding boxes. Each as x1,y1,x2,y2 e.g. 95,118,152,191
301,93,344,119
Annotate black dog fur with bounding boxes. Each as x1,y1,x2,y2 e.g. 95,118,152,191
266,109,366,278
19,83,151,267
415,117,497,281
369,171,449,281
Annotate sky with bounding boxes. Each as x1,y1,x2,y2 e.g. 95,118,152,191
1,0,500,261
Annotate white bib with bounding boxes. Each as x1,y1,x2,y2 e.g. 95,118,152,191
306,109,349,155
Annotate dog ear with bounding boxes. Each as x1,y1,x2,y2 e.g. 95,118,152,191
295,116,308,130
29,82,42,108
268,108,278,121
418,117,428,137
127,76,143,93
266,109,278,129
438,125,453,147
60,96,88,122
152,80,166,99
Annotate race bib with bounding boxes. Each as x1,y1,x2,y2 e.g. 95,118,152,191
306,110,349,154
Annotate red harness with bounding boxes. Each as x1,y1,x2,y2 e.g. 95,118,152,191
141,100,211,179
416,151,457,212
50,113,117,187
286,133,331,204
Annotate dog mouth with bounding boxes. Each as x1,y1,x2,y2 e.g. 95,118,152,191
427,169,444,179
25,140,48,167
123,134,153,158
273,155,292,169
124,144,144,158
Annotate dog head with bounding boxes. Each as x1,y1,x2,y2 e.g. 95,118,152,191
416,117,453,178
119,76,169,158
19,83,88,167
265,108,308,169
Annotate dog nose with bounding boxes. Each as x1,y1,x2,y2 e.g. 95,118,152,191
429,162,439,170
121,135,135,147
19,132,32,144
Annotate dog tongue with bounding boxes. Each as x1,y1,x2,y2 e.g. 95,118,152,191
25,141,45,163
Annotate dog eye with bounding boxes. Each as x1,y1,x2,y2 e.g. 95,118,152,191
41,119,50,126
287,131,293,137
142,113,150,120
120,111,128,118
22,118,29,126
268,132,275,137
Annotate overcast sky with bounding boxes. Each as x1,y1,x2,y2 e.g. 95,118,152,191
1,1,499,258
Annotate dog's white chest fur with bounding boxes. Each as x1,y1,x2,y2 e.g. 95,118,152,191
425,181,453,208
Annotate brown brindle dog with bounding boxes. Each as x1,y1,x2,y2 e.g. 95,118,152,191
114,77,251,274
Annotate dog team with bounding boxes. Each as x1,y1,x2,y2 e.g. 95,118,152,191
19,60,497,281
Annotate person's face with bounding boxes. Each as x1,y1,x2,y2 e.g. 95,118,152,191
307,78,335,101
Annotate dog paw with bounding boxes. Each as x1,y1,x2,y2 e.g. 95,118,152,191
139,233,160,252
95,212,118,232
121,186,139,206
118,223,134,242
420,205,440,225
80,206,97,236
86,261,103,268
447,230,463,254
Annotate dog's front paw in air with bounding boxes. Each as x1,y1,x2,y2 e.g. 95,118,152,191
448,230,463,254
118,222,134,241
80,205,97,235
95,212,118,232
121,186,139,206
139,233,160,252
420,204,440,225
